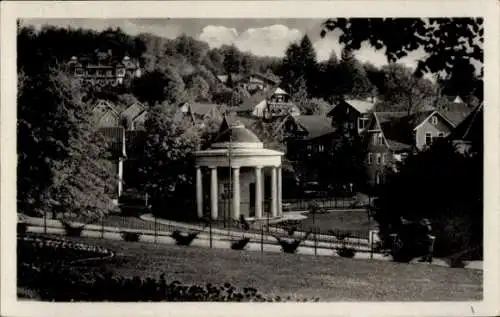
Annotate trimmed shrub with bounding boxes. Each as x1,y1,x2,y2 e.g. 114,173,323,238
121,231,141,242
171,230,198,246
336,247,356,258
231,237,250,250
60,220,85,237
274,231,311,254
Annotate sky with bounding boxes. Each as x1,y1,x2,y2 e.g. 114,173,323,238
21,18,427,69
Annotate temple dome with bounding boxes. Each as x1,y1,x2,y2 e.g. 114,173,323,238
210,123,263,149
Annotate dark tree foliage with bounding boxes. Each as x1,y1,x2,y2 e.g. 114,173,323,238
375,140,482,259
319,135,368,192
280,35,318,97
132,69,185,107
441,57,483,100
338,48,373,99
18,61,115,220
321,18,483,78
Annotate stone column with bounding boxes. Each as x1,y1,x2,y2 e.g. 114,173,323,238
232,167,240,220
196,166,203,218
255,166,263,219
271,166,277,218
210,166,218,220
277,166,282,216
117,158,124,197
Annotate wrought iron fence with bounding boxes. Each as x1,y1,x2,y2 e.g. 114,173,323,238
30,210,374,258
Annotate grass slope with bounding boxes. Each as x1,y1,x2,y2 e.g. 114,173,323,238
64,236,482,301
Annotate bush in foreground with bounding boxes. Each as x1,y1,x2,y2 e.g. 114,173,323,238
231,237,250,250
19,264,320,302
60,220,85,237
121,231,141,242
336,247,356,258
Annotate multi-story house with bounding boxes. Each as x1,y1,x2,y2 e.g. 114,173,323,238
281,115,336,161
235,87,301,119
67,54,141,87
235,72,280,94
327,98,376,137
364,110,456,187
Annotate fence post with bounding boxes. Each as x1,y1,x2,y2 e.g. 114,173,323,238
314,228,317,256
44,209,47,234
154,214,157,243
101,216,104,239
261,225,264,253
209,221,212,249
370,231,374,260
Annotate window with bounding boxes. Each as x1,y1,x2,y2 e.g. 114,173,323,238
367,153,373,165
375,172,383,185
358,117,368,130
318,144,325,153
425,132,433,146
377,133,384,146
373,134,378,145
431,116,438,125
382,153,387,165
376,153,382,165
438,132,445,138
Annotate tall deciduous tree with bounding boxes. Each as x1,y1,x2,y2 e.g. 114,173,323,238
18,64,115,220
137,104,203,218
132,68,185,107
321,18,483,79
376,63,437,114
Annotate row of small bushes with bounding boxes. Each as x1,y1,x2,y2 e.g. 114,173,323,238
19,263,320,302
17,235,114,267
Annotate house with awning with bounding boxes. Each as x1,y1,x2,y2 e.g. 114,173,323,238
235,87,300,119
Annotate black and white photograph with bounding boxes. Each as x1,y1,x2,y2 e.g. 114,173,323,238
1,1,499,317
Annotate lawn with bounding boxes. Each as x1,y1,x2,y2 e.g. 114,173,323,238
295,209,376,235
57,236,481,301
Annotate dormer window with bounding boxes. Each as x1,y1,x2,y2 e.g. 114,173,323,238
431,116,438,125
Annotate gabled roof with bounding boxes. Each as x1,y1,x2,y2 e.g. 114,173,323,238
449,103,483,142
213,118,261,144
409,110,456,130
92,99,117,114
292,115,336,140
372,112,413,152
344,99,376,114
273,87,288,95
121,102,146,122
438,100,474,126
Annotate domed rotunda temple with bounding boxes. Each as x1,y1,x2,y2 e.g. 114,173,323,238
193,119,284,221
